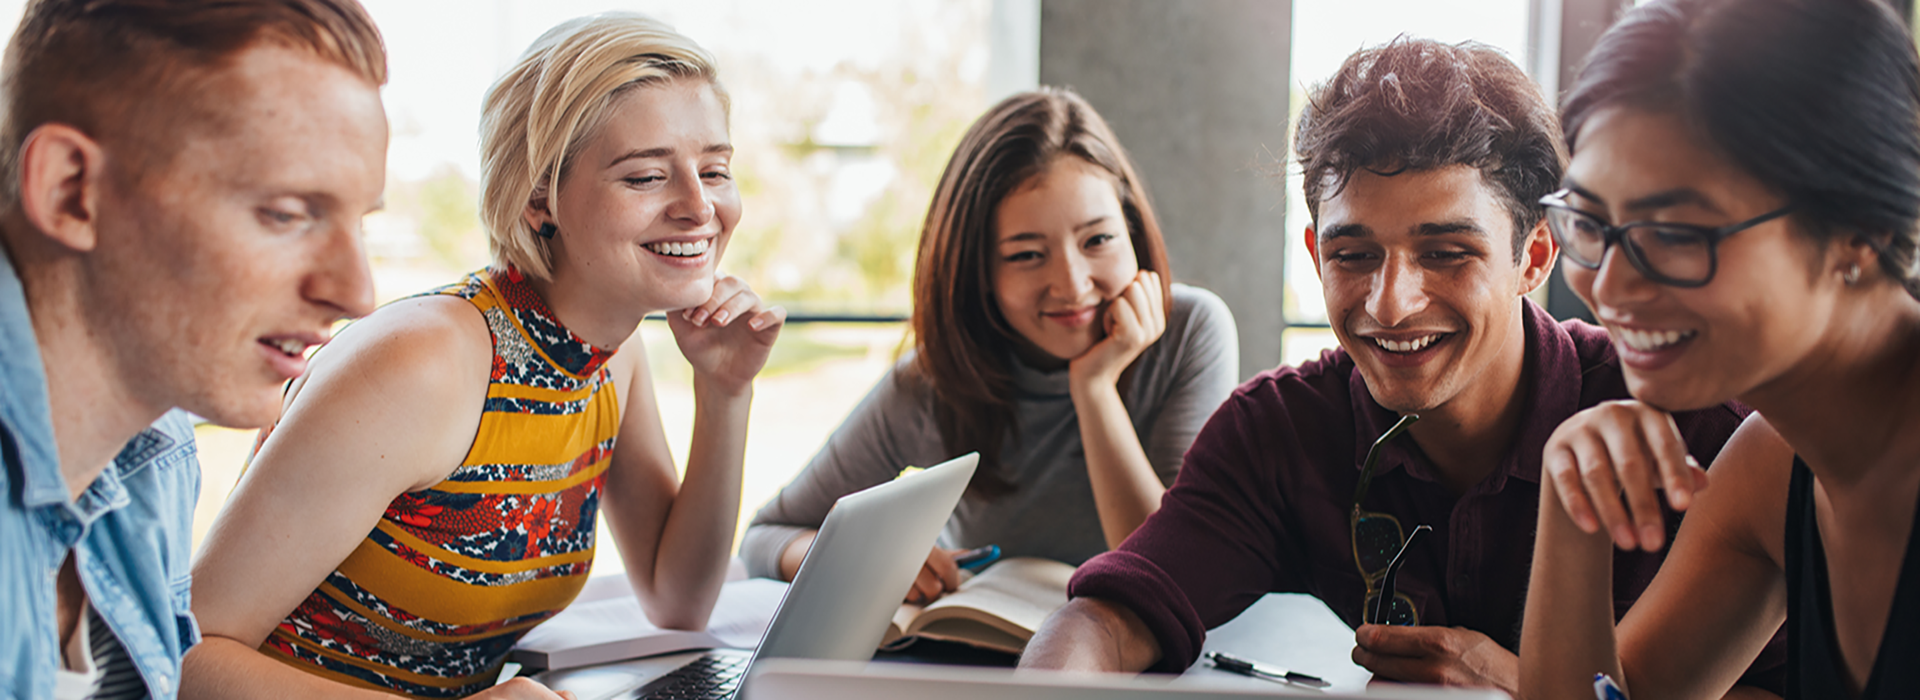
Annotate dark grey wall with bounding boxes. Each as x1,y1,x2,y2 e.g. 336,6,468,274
1039,0,1292,380
1540,0,1631,323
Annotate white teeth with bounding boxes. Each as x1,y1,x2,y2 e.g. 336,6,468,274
647,239,710,257
1375,334,1443,353
1615,327,1697,352
271,339,305,356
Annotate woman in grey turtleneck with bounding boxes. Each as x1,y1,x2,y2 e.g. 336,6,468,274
741,87,1238,604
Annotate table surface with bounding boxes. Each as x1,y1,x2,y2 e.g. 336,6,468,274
534,579,1372,699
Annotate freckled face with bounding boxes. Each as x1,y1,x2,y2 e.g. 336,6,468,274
1310,165,1547,415
542,80,739,314
991,157,1139,364
90,44,386,428
1562,106,1834,411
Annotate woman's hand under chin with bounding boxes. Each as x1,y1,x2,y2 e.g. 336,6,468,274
668,273,785,397
1068,270,1166,391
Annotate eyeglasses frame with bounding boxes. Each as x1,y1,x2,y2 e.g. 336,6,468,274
1351,413,1423,626
1537,189,1796,288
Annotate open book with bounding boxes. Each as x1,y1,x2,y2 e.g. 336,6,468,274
879,557,1075,655
511,576,786,671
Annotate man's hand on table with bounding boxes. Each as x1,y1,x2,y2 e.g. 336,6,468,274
1351,624,1516,695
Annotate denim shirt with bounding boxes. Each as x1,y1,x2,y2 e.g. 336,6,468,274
0,249,202,699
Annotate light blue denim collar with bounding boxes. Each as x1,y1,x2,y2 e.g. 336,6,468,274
0,244,66,508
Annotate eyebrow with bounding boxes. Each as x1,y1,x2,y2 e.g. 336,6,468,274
1319,222,1371,242
997,216,1112,244
1565,178,1724,216
1415,220,1487,238
1318,219,1485,242
607,143,734,168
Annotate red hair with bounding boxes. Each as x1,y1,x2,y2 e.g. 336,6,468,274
0,0,387,204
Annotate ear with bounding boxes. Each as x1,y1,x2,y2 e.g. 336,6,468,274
522,180,553,233
17,124,105,253
1839,233,1885,281
1304,226,1323,281
1517,218,1558,295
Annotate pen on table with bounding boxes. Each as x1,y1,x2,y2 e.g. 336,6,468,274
953,544,1002,572
1204,650,1330,688
1593,673,1627,700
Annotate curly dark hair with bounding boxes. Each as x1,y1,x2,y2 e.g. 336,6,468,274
1295,37,1565,261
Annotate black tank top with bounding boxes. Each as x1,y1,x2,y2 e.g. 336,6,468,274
1785,458,1920,698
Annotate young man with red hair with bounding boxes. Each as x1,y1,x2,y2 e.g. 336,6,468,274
0,1,388,697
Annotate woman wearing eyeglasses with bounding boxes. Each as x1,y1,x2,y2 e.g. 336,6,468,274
1519,0,1920,698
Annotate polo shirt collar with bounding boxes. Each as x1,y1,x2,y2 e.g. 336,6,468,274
0,245,67,508
1347,298,1583,490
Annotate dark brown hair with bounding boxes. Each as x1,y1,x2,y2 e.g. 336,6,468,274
1295,37,1564,261
910,87,1172,497
1564,0,1920,299
0,0,388,204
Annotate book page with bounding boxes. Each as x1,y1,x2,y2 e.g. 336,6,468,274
908,558,1073,641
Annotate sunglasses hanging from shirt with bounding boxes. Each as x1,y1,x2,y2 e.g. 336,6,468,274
1351,413,1429,626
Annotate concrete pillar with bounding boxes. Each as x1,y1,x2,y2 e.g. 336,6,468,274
1039,0,1292,380
1534,0,1632,323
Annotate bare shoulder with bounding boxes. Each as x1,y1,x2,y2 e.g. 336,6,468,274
262,294,494,492
1696,412,1796,568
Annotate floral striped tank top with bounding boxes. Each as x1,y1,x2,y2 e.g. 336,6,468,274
263,267,619,697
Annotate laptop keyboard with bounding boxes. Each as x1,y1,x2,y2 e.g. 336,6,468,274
628,653,747,700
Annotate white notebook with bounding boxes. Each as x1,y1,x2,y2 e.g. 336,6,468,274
511,575,787,670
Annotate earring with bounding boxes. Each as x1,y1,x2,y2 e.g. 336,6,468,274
537,222,557,240
1844,263,1862,285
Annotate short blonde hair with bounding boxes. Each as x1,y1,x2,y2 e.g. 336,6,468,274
479,12,726,280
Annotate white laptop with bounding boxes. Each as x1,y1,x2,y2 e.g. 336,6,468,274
541,452,979,700
741,659,1513,700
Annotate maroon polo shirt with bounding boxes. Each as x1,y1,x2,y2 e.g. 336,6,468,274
1070,300,1785,692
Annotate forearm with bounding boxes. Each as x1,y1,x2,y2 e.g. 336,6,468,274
639,378,750,628
183,636,394,700
1519,479,1625,700
774,529,817,581
1019,597,1161,672
1071,380,1165,549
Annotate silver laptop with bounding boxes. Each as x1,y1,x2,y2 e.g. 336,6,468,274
742,659,1513,700
545,452,979,700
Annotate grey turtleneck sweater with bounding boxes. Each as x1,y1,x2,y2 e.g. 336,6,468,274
741,284,1239,576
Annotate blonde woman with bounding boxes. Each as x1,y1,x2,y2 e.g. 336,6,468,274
183,14,781,699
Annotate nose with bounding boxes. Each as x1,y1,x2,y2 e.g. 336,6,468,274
1586,243,1656,308
666,172,715,228
304,220,376,320
1048,247,1097,301
1364,254,1429,328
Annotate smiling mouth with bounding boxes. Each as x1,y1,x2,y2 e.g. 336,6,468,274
1613,327,1697,352
644,239,712,257
262,338,310,357
1373,333,1450,354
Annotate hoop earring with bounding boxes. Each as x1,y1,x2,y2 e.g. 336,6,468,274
537,222,557,240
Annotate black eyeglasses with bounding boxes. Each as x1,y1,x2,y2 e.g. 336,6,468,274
1352,413,1425,626
1538,189,1795,288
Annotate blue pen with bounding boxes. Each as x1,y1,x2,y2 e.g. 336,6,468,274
953,544,1001,572
1594,673,1627,700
